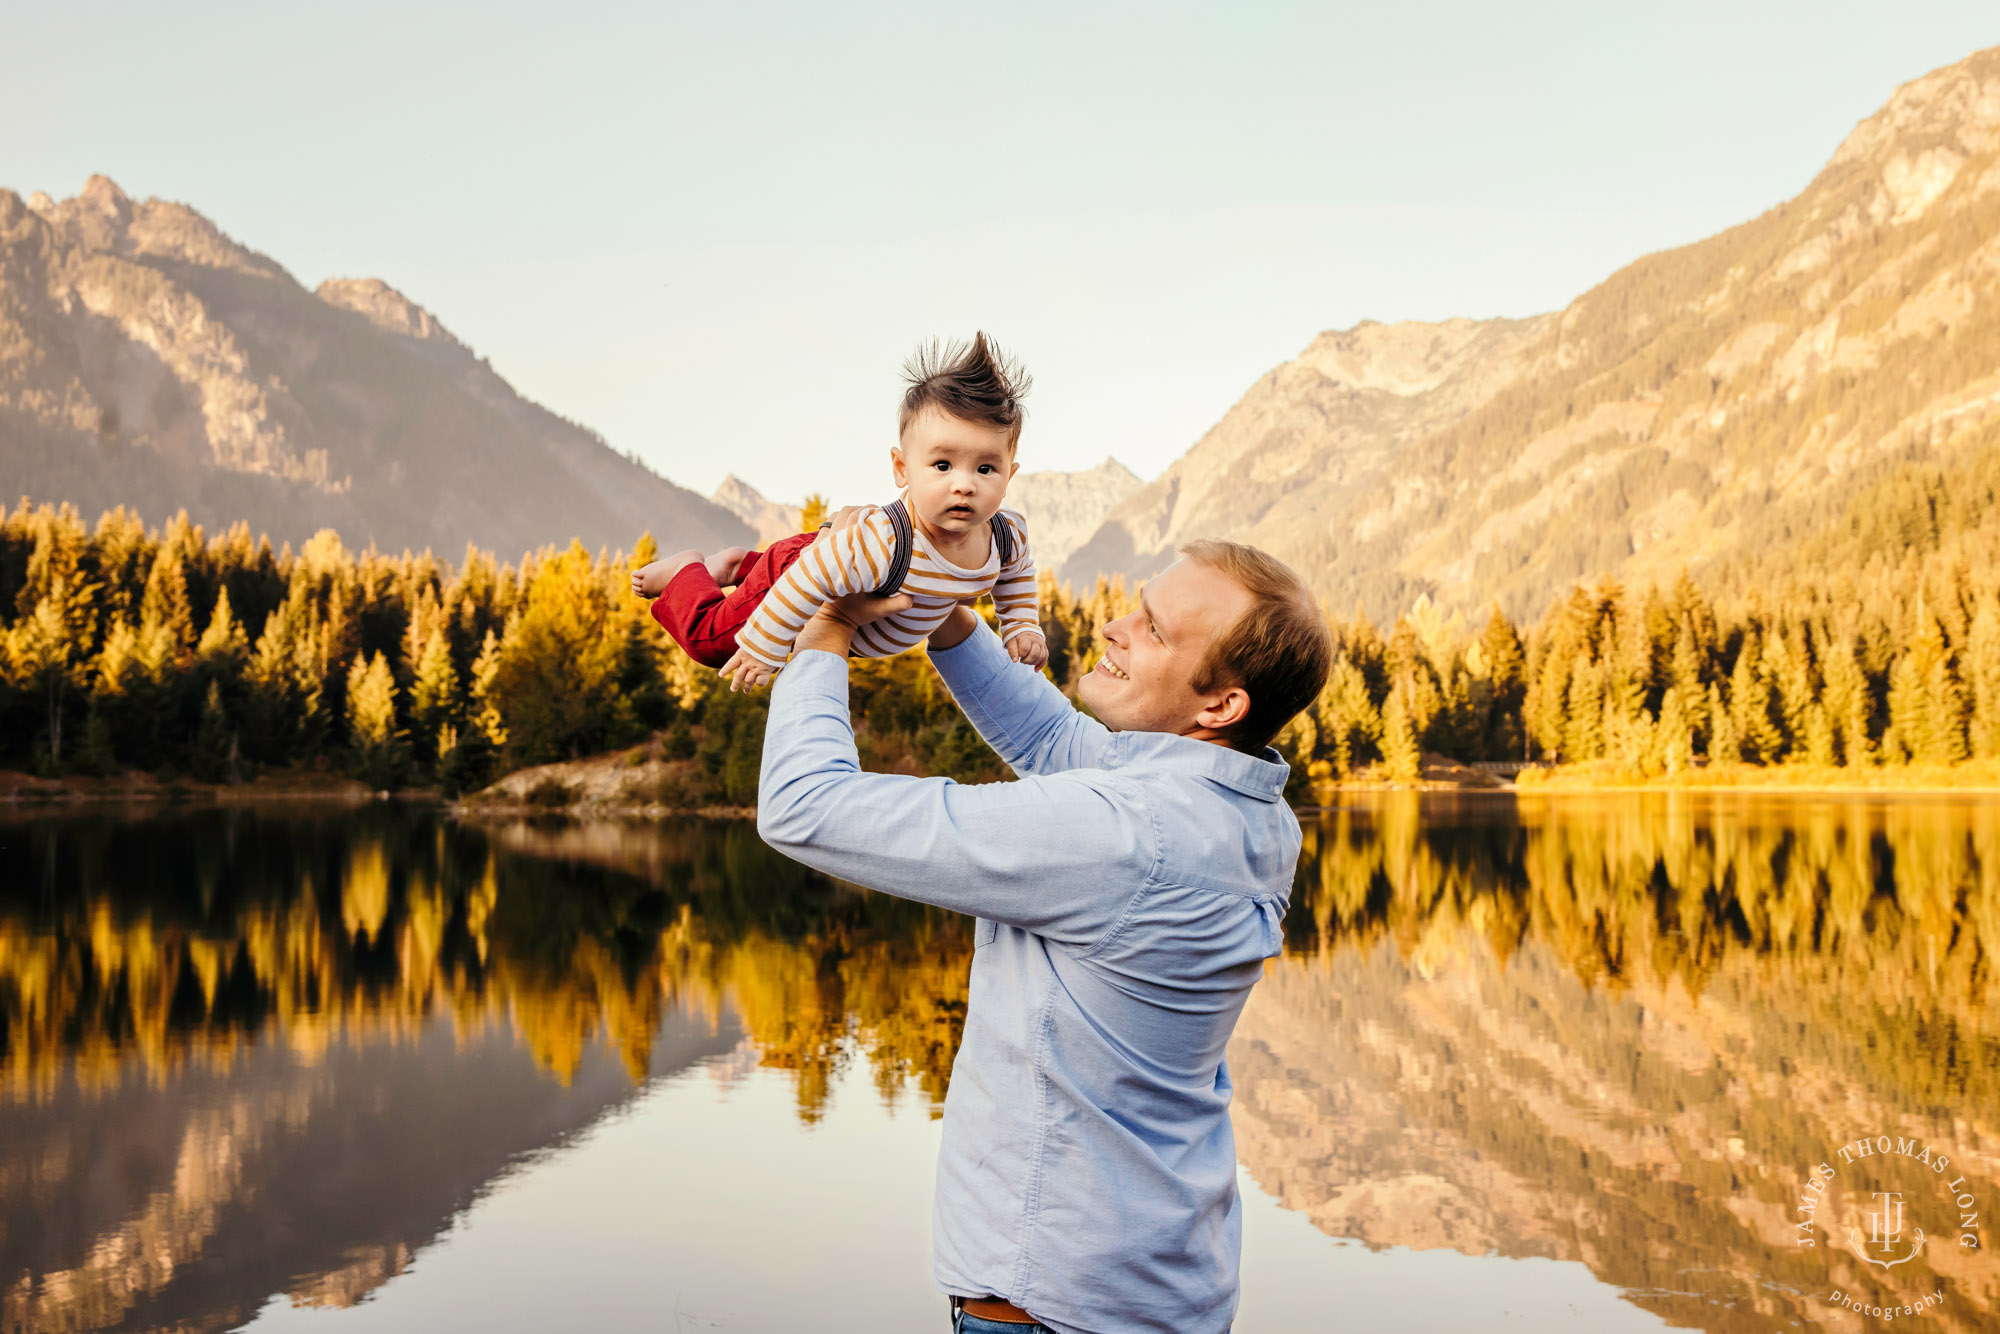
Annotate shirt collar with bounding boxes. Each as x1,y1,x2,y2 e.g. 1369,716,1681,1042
1105,729,1291,802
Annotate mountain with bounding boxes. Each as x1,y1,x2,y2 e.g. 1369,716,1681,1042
1003,455,1142,570
1063,45,2000,619
711,458,1142,570
711,473,803,546
0,176,749,558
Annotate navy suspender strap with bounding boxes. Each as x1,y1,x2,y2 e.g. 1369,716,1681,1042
868,500,1015,598
872,500,916,597
991,509,1016,569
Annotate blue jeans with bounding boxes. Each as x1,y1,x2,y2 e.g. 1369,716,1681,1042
950,1301,1054,1333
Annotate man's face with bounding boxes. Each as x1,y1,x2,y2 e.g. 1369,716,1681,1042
892,405,1020,539
1078,558,1254,738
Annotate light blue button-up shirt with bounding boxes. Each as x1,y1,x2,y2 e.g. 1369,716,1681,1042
758,623,1300,1334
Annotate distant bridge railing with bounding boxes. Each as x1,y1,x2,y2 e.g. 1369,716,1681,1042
1467,761,1554,776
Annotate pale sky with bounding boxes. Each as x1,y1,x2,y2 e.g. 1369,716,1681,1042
5,2,1997,509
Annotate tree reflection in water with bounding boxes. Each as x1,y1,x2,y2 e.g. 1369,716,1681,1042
1,795,1996,1332
0,806,967,1334
1240,792,2000,1334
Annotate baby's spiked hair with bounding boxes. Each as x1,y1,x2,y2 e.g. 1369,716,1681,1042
899,332,1031,448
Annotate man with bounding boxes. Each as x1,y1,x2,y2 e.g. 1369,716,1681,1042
757,537,1333,1334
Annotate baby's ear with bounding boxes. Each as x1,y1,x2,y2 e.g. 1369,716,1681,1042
890,446,908,487
1008,459,1021,482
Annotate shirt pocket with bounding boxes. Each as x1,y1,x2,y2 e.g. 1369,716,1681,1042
974,917,998,949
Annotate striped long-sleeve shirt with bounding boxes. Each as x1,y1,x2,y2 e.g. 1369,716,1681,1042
734,503,1040,671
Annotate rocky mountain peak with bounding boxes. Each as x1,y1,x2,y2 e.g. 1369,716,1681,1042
1005,456,1144,570
710,475,804,546
77,173,132,220
315,277,464,347
1293,317,1537,398
1829,45,2000,172
21,176,283,278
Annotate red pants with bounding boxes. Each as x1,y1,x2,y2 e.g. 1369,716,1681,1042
650,530,819,668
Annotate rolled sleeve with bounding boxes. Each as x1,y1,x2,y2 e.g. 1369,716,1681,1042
929,621,1110,776
759,648,1152,945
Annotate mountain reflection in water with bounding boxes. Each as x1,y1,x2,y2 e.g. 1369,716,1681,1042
1,794,1996,1333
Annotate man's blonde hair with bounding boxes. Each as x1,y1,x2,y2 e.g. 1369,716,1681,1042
1181,539,1332,752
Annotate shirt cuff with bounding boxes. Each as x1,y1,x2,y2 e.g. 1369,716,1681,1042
773,647,849,698
998,622,1044,644
928,619,1014,694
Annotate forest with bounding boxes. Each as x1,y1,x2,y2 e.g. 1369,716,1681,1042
4,467,2000,799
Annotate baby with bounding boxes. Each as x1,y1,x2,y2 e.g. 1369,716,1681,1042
632,333,1048,690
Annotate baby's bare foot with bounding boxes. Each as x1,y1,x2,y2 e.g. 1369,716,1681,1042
706,546,753,586
631,549,704,598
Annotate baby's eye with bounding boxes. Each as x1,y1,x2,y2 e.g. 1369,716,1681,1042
978,464,996,474
932,461,951,472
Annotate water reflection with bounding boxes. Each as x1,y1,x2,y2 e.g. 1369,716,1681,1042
1238,793,2000,1333
2,795,1997,1332
0,807,968,1332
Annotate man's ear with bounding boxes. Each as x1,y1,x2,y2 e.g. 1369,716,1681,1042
891,446,907,489
1196,685,1251,735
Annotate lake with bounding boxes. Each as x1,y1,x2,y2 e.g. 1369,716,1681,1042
2,794,1996,1333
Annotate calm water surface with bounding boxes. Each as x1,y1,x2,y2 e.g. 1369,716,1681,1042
3,795,1997,1332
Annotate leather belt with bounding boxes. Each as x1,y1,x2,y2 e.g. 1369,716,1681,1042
960,1295,1040,1325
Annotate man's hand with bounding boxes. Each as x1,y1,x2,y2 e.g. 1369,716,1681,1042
718,649,775,693
793,590,917,659
1007,630,1050,670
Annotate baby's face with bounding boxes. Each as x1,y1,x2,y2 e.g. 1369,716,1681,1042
892,405,1019,539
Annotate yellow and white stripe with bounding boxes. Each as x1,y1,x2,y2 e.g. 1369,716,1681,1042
735,503,1040,670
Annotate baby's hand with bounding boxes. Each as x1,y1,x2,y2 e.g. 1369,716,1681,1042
719,649,774,693
1008,630,1049,670
631,560,671,599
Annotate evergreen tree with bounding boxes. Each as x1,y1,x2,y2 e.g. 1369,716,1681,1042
1919,631,1969,766
346,651,406,789
191,679,236,783
1708,683,1740,764
1729,642,1783,764
487,543,637,764
1562,651,1603,761
9,584,85,768
470,627,508,752
1765,625,1816,753
139,552,194,656
1316,659,1379,777
1892,607,1967,764
1475,607,1527,758
1885,651,1924,764
1967,592,2000,759
1656,683,1694,776
1802,702,1837,767
196,586,249,665
409,628,461,770
1380,686,1420,781
1821,636,1873,765
1668,624,1709,755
